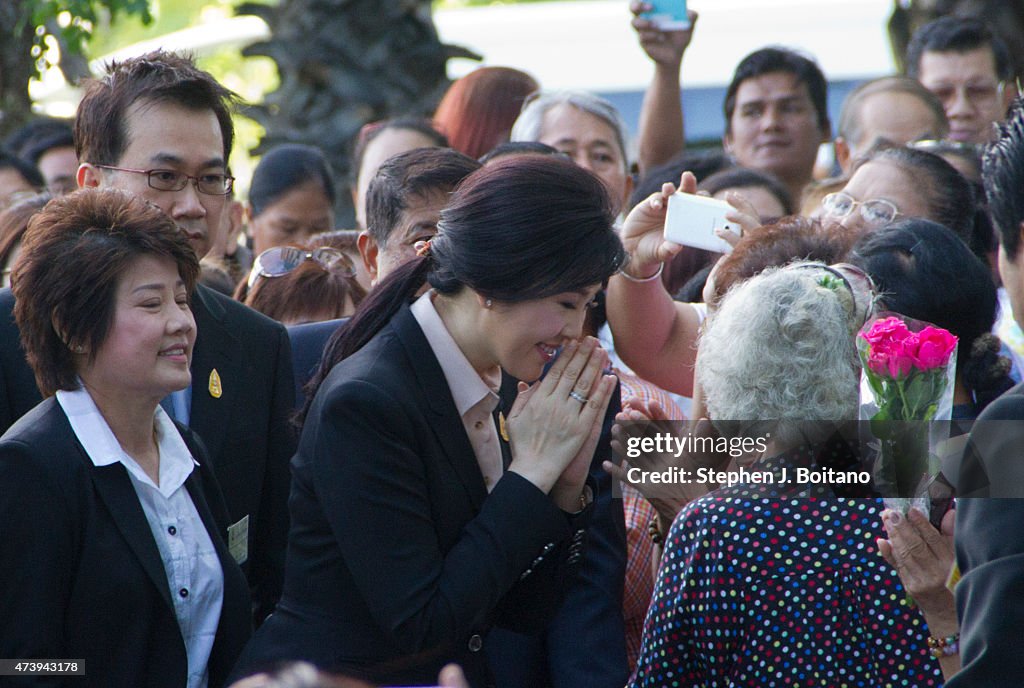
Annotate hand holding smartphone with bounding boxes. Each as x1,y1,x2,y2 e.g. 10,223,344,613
663,193,740,253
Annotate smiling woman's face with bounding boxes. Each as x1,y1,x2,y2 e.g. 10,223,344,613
78,254,196,405
478,285,603,383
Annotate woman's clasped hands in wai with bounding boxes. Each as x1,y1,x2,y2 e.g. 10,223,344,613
506,336,616,511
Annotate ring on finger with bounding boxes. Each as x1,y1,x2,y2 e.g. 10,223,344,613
569,390,589,404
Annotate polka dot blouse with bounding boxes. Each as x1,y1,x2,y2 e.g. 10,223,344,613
630,493,944,687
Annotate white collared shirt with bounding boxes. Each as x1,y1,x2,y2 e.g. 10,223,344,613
57,387,224,688
411,292,504,491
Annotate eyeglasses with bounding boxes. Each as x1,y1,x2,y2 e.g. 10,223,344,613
787,261,877,330
821,192,900,227
94,165,234,195
248,246,356,288
907,138,984,158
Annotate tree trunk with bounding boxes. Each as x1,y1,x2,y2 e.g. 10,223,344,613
237,0,479,226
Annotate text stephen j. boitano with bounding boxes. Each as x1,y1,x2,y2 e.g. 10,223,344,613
622,433,871,486
625,464,872,487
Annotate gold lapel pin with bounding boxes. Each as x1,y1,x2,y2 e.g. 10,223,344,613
209,369,223,398
498,411,509,442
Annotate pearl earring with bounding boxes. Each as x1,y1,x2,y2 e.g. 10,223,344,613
485,299,493,308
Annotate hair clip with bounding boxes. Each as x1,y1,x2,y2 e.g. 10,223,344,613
414,239,432,257
817,273,844,292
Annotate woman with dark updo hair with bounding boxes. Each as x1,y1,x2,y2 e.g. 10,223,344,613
233,156,627,686
851,217,1014,425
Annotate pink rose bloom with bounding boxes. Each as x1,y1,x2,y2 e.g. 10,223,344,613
867,350,892,378
912,326,958,370
886,333,917,378
861,316,912,354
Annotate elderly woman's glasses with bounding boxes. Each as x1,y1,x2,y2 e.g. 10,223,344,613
821,192,900,227
786,261,877,330
248,246,356,288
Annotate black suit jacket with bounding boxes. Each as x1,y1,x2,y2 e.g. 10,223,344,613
0,397,252,687
949,383,1024,687
234,304,588,687
285,315,629,687
487,375,628,688
0,285,296,621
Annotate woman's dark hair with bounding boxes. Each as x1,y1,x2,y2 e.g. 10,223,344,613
12,188,199,397
300,155,626,425
0,192,50,278
628,149,730,211
478,141,563,165
968,181,998,261
850,218,1012,411
675,264,714,303
854,146,976,246
698,167,795,216
250,144,336,216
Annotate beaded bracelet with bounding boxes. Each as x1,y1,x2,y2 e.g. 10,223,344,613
619,262,665,283
926,633,960,659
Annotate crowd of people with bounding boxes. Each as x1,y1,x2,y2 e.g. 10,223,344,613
1,4,1024,687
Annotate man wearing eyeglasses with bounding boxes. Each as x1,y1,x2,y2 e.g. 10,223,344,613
907,16,1017,145
0,50,295,626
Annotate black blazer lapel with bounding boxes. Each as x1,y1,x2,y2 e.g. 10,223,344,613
189,285,242,463
87,456,175,613
391,306,488,511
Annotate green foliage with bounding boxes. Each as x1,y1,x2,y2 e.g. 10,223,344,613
26,0,154,76
239,0,478,225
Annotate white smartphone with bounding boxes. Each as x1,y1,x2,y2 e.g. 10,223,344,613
663,193,739,253
641,0,690,30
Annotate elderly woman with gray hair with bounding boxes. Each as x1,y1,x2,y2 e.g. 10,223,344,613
628,264,946,687
511,90,634,217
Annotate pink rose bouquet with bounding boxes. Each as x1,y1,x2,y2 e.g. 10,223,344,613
857,314,957,510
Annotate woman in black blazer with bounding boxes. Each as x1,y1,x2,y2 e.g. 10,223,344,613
233,156,627,686
0,189,251,688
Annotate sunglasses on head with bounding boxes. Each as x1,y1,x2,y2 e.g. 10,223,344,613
248,246,356,289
